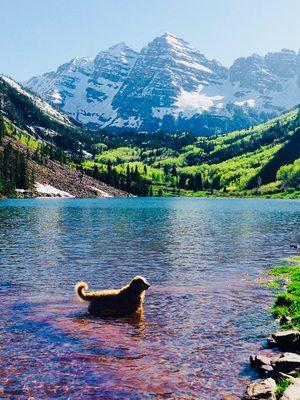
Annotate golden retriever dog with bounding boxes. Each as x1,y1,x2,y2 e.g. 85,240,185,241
75,276,150,317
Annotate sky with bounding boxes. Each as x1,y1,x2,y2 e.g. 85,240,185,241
1,0,299,82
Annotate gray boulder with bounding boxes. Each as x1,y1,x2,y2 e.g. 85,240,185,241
280,377,300,400
250,354,272,367
244,378,277,399
272,353,300,375
272,331,300,350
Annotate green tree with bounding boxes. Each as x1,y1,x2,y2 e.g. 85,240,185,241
157,188,163,197
194,173,203,191
0,113,4,146
277,159,300,188
171,164,177,177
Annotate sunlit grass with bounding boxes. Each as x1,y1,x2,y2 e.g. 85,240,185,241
269,257,300,329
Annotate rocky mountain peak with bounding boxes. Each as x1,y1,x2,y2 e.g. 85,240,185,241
24,34,300,134
265,48,298,79
56,56,93,75
96,42,138,62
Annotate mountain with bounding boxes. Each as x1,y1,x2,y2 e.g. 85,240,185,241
0,76,127,198
1,74,299,198
25,33,300,135
26,43,138,128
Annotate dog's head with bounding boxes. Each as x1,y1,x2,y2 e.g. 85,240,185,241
129,276,150,293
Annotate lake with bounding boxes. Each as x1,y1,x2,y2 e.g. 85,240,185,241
0,197,299,399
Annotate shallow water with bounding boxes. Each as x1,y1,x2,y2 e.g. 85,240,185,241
0,197,299,399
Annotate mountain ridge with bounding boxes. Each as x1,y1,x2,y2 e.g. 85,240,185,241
22,33,300,135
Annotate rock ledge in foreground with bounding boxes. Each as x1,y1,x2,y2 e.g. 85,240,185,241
244,377,276,400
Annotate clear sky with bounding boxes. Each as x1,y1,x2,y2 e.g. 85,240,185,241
1,0,299,82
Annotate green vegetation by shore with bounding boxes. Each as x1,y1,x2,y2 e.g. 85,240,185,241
246,256,300,399
270,256,300,330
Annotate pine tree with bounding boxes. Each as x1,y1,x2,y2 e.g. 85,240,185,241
157,188,163,197
78,165,84,183
3,142,16,196
171,164,177,177
126,164,131,191
107,160,113,185
178,175,186,188
187,176,195,191
93,164,99,179
257,176,262,188
0,113,4,146
194,173,203,191
134,165,140,183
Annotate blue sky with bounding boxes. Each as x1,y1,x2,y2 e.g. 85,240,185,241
1,0,299,81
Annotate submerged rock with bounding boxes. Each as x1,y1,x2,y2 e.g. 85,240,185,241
244,378,276,400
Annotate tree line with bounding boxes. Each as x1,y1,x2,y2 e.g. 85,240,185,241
0,114,34,196
82,161,151,196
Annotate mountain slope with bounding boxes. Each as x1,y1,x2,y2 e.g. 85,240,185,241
1,133,126,197
26,43,138,129
25,33,300,135
246,124,300,188
0,77,128,197
80,106,300,196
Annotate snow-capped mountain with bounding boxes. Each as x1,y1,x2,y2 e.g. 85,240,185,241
26,43,138,127
25,33,300,135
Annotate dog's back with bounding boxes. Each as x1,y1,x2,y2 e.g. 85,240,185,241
88,290,144,317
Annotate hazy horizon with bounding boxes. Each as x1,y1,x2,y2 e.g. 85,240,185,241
1,0,300,81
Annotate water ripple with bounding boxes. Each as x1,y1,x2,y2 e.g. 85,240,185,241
0,198,299,399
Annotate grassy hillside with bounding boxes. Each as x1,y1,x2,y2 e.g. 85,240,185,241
81,107,300,197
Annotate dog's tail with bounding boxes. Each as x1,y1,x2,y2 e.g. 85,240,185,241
75,281,89,301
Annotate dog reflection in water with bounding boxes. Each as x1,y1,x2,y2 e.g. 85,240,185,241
75,276,150,317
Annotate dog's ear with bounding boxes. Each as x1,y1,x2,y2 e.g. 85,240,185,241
129,278,140,290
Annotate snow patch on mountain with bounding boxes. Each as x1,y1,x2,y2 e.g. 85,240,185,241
234,99,256,108
175,85,224,116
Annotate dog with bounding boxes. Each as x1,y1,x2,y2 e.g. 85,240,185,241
75,276,150,317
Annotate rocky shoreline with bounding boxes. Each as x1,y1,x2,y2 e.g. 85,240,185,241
243,257,300,400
